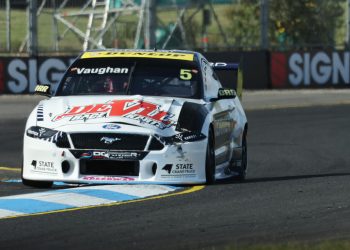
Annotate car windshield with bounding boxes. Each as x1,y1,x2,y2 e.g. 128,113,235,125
55,57,202,99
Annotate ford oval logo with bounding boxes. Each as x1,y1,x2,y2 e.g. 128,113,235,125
102,124,121,130
100,137,121,144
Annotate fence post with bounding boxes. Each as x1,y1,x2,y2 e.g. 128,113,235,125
347,0,350,47
144,0,156,49
260,0,269,50
28,0,38,56
6,0,11,52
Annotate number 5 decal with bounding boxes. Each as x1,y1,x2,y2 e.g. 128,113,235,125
180,69,192,80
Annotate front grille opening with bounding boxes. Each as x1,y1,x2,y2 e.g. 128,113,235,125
71,133,148,150
56,133,70,148
80,160,139,176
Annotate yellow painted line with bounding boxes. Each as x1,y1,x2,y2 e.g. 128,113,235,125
0,185,205,220
0,167,21,172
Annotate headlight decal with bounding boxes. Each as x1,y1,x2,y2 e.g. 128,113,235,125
26,126,69,144
160,131,206,145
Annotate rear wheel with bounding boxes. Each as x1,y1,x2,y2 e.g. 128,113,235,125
205,129,216,185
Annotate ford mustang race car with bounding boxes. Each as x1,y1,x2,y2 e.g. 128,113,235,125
22,49,248,187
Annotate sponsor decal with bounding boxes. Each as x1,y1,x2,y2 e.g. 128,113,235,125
82,176,136,181
71,67,128,75
102,124,121,130
215,119,235,137
174,134,184,141
92,151,108,159
209,62,239,70
162,164,173,174
210,62,228,67
92,151,142,160
38,128,47,136
80,152,93,159
161,163,195,178
27,129,39,137
53,99,176,129
70,150,147,160
182,134,202,141
34,84,50,93
168,132,206,144
81,51,194,61
218,88,235,97
31,160,37,168
173,163,195,173
31,160,57,175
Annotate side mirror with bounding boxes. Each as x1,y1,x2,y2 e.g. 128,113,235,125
34,84,51,97
217,88,236,99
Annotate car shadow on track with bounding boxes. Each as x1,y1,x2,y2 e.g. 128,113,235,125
216,172,350,185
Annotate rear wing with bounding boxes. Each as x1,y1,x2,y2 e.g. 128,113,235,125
210,62,243,100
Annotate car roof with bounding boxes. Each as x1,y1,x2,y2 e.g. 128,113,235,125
79,49,201,62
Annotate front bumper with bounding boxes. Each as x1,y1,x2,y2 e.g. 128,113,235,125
23,133,207,184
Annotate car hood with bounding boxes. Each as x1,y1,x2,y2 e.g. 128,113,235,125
35,95,203,135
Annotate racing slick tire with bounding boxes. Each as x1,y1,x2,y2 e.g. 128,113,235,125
205,129,216,185
21,177,53,188
21,162,53,188
236,132,248,181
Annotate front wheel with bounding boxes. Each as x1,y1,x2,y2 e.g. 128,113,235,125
236,133,248,180
22,177,53,188
205,129,216,185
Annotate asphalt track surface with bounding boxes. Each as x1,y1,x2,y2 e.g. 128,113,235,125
0,92,350,249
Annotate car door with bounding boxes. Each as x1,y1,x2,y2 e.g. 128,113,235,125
201,57,236,165
212,98,236,165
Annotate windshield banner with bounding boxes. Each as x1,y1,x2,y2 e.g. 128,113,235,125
81,51,194,61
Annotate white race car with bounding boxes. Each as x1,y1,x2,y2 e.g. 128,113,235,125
22,50,248,187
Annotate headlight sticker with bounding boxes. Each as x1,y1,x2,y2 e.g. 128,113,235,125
26,126,67,144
